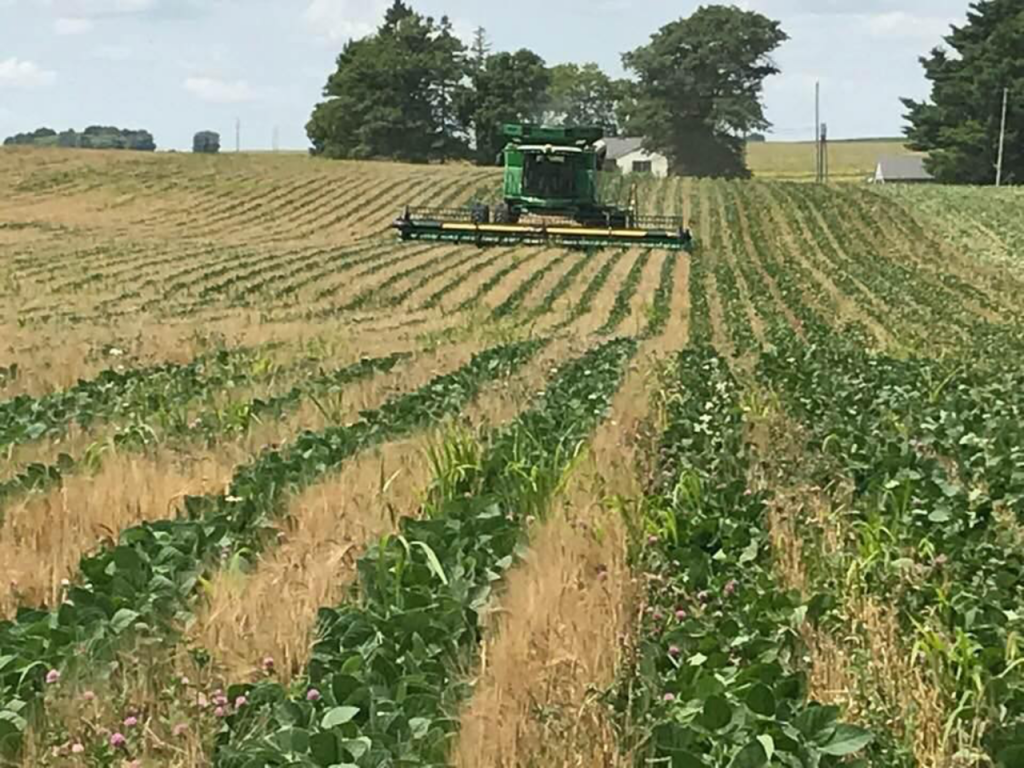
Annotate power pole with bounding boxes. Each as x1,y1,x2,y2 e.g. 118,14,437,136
996,86,1009,187
235,118,241,153
815,81,821,183
821,122,829,183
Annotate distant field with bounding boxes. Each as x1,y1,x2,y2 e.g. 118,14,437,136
747,139,918,181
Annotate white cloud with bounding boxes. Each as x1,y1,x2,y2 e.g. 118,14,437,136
54,16,95,33
0,57,57,88
864,11,954,40
303,0,383,42
183,76,258,103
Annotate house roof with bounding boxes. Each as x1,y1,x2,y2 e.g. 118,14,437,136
603,136,645,160
876,155,933,181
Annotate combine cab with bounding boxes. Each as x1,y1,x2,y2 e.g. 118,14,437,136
393,123,693,251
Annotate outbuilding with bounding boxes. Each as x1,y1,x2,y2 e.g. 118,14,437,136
872,155,934,184
603,137,669,177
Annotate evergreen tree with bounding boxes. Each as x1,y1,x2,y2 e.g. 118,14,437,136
902,0,1023,184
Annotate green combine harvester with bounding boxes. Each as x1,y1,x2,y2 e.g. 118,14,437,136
393,123,694,251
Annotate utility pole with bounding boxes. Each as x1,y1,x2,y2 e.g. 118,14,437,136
815,81,821,183
821,122,829,183
996,86,1009,187
235,118,241,153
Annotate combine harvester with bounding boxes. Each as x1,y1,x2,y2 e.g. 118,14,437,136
393,123,694,251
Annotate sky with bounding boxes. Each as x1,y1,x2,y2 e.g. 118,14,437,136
0,0,969,151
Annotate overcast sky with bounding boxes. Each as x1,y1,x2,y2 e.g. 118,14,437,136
0,0,968,151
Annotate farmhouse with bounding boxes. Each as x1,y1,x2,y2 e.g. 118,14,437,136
872,155,934,184
603,137,669,177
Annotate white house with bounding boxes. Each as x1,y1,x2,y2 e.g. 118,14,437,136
602,137,669,177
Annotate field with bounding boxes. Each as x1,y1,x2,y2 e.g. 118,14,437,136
746,139,919,182
1,146,1023,768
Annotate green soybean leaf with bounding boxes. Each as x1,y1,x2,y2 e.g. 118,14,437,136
819,724,873,756
997,745,1024,767
700,695,731,731
746,684,775,717
756,735,774,761
110,608,141,635
727,740,768,768
309,731,339,764
321,706,360,729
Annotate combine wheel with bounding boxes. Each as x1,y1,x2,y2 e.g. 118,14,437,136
471,204,490,225
494,203,518,224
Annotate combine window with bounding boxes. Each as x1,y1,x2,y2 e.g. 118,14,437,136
523,154,577,198
632,160,653,174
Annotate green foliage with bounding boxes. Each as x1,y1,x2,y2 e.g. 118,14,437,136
212,337,636,767
458,49,551,165
545,63,626,135
621,5,788,178
4,126,155,151
758,317,1024,763
902,0,1023,184
306,1,469,162
616,346,873,766
193,131,221,154
0,340,543,759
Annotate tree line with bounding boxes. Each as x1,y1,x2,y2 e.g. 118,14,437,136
3,126,156,151
903,0,1022,185
307,1,788,178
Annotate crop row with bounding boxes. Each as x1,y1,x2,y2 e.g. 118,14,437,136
613,345,873,766
0,347,264,451
0,339,546,758
213,336,638,767
759,319,1024,765
596,249,651,336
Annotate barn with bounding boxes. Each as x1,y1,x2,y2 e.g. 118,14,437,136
872,155,934,184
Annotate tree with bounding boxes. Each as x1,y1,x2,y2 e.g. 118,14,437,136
193,131,221,154
458,49,551,165
545,63,625,134
902,0,1023,184
3,126,154,151
470,26,491,73
306,0,468,162
622,5,788,177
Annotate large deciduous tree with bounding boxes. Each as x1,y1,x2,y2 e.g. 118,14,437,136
545,63,625,135
306,1,468,162
902,0,1023,184
458,49,551,165
622,5,788,178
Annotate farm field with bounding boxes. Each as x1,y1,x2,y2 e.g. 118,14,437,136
746,138,920,182
1,147,1024,768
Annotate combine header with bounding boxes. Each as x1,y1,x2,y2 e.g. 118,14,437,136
393,123,693,251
